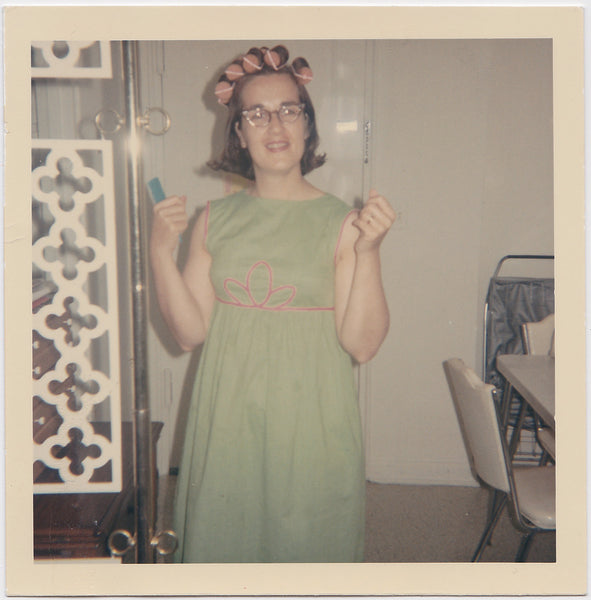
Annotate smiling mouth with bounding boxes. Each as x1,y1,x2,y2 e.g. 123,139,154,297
265,141,290,152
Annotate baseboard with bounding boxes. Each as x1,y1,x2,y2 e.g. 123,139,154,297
366,457,479,487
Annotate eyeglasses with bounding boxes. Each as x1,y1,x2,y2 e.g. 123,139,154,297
241,103,305,128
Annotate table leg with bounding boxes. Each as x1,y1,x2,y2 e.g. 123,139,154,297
501,381,513,431
508,400,528,458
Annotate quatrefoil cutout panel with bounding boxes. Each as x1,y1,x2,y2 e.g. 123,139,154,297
43,227,96,280
32,41,112,79
33,227,106,287
38,156,94,212
32,139,121,494
51,427,103,477
35,422,115,485
32,148,105,220
34,357,112,419
34,292,108,352
43,295,99,346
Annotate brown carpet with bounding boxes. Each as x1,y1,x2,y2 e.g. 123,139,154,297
364,481,555,562
157,476,555,563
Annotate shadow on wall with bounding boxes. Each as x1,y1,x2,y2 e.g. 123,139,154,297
147,206,203,358
168,345,203,473
146,203,206,474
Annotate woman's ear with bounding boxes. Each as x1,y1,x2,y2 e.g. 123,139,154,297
304,113,310,140
235,121,247,149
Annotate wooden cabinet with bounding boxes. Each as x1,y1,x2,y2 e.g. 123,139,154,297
34,421,163,559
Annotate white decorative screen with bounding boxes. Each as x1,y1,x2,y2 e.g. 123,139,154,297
32,139,122,493
32,41,112,79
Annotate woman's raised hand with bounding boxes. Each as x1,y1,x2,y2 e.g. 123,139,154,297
150,195,189,255
352,189,396,254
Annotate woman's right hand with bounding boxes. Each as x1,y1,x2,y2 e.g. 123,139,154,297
149,197,214,351
150,195,189,256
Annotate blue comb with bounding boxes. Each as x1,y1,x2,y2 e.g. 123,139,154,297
148,177,182,242
147,177,166,203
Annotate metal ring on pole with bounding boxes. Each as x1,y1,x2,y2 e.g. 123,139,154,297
94,108,124,135
137,107,171,136
108,529,136,557
151,529,179,556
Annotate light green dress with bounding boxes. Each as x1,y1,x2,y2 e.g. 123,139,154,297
173,190,365,563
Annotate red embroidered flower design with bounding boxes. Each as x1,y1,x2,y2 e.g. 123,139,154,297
222,261,296,310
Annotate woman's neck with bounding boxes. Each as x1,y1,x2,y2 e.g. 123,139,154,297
250,170,322,201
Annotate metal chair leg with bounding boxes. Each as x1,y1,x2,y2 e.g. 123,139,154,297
538,450,550,466
472,494,508,562
534,414,554,465
501,381,513,430
515,532,535,562
485,489,504,538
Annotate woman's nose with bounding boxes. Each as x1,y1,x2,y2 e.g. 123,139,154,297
267,111,285,131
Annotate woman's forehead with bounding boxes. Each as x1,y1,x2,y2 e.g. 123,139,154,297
240,73,300,107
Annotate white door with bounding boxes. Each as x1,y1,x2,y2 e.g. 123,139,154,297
137,40,374,475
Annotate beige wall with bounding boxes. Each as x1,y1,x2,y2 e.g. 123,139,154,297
367,39,553,484
139,39,554,484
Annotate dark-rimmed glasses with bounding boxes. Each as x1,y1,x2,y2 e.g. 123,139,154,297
241,103,305,128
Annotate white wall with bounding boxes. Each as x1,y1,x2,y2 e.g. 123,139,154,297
366,39,553,484
137,39,554,484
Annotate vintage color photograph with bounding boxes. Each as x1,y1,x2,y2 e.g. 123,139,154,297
4,5,586,597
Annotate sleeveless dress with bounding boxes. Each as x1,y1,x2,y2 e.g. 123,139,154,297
172,190,365,563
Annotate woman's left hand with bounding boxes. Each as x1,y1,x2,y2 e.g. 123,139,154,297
352,189,396,254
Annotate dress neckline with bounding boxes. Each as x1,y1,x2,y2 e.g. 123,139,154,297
241,189,330,204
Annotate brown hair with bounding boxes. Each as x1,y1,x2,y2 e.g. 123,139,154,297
207,53,326,181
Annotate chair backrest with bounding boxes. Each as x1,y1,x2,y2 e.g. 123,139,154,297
521,313,555,355
443,358,511,493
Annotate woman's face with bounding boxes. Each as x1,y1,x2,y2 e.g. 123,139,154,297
235,73,308,180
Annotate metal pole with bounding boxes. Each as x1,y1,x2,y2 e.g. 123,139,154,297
122,40,154,564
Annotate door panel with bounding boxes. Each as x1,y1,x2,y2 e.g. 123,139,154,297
138,40,371,475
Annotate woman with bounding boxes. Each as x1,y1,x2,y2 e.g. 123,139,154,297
149,45,395,563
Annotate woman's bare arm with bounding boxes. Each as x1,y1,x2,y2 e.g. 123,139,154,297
149,196,215,351
334,190,395,363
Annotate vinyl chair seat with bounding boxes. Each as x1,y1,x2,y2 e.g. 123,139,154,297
521,314,556,463
513,465,556,529
443,357,556,561
522,314,555,355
